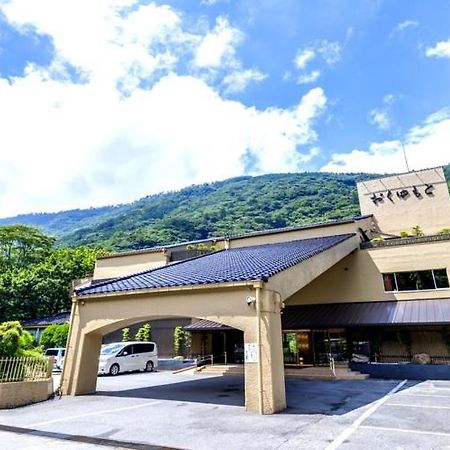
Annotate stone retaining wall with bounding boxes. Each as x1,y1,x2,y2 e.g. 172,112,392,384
0,378,53,409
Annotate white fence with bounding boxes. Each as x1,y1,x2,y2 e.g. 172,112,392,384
0,356,51,383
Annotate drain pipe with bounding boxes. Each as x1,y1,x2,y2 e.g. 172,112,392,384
255,285,264,415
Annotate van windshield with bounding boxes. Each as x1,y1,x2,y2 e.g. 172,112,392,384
100,343,124,355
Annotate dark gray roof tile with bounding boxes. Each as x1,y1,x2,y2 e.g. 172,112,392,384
77,234,355,296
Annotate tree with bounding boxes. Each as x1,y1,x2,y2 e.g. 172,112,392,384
0,225,54,271
122,328,130,342
40,323,70,349
135,323,151,341
0,225,106,321
173,326,186,356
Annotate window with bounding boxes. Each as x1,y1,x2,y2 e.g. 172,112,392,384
134,343,155,353
434,269,450,288
382,269,449,292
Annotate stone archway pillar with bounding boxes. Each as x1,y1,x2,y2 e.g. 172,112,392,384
62,301,103,396
244,288,286,414
69,332,102,395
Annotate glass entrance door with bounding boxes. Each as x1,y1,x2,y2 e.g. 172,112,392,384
312,329,348,365
283,329,349,366
282,331,313,365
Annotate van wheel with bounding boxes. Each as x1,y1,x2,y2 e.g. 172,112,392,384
145,361,154,372
109,364,120,376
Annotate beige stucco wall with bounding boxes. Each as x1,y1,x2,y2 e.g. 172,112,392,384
357,167,450,236
229,217,373,248
288,239,450,305
0,378,53,409
93,250,168,280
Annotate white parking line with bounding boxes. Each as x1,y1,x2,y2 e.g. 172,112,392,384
325,379,408,450
28,400,162,428
384,403,450,410
396,393,450,398
360,425,450,438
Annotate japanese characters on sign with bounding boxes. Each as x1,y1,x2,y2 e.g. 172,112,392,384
244,343,258,363
369,183,434,205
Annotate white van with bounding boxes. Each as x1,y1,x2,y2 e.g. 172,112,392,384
44,348,66,370
98,341,158,376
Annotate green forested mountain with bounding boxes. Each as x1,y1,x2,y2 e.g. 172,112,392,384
0,205,126,237
1,166,449,252
62,172,372,251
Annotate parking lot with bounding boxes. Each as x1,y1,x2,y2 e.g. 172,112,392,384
1,372,450,449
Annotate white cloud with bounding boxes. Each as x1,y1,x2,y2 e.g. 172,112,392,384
0,1,327,217
294,48,315,69
292,40,342,85
317,40,342,65
298,147,320,163
426,39,450,58
322,108,450,173
389,20,419,38
201,0,230,5
3,0,184,93
297,70,321,85
383,94,395,105
368,109,391,130
368,94,397,130
194,16,243,69
222,69,267,94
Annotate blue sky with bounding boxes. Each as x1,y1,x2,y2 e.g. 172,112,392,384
0,0,449,217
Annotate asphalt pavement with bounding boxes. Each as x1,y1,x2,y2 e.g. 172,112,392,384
0,371,450,449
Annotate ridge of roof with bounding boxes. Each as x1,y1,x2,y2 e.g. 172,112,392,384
97,215,371,260
223,215,371,241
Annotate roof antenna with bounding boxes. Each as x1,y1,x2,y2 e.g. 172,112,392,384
401,142,410,172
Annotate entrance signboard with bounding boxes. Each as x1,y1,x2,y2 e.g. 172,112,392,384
244,343,258,363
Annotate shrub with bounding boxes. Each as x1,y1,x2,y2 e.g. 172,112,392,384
0,321,41,357
135,323,151,341
411,225,424,237
0,321,22,357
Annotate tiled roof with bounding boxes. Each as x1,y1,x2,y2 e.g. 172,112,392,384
76,234,355,296
22,311,70,327
184,320,234,331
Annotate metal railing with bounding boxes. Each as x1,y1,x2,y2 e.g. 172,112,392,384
196,354,214,367
0,357,51,383
328,354,336,377
195,352,232,367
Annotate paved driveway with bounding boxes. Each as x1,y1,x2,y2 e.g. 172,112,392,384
0,372,450,449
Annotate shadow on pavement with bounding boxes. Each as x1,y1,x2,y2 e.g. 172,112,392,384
97,374,420,416
284,379,420,415
97,375,245,407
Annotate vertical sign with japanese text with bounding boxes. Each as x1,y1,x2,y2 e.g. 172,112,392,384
244,343,258,363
